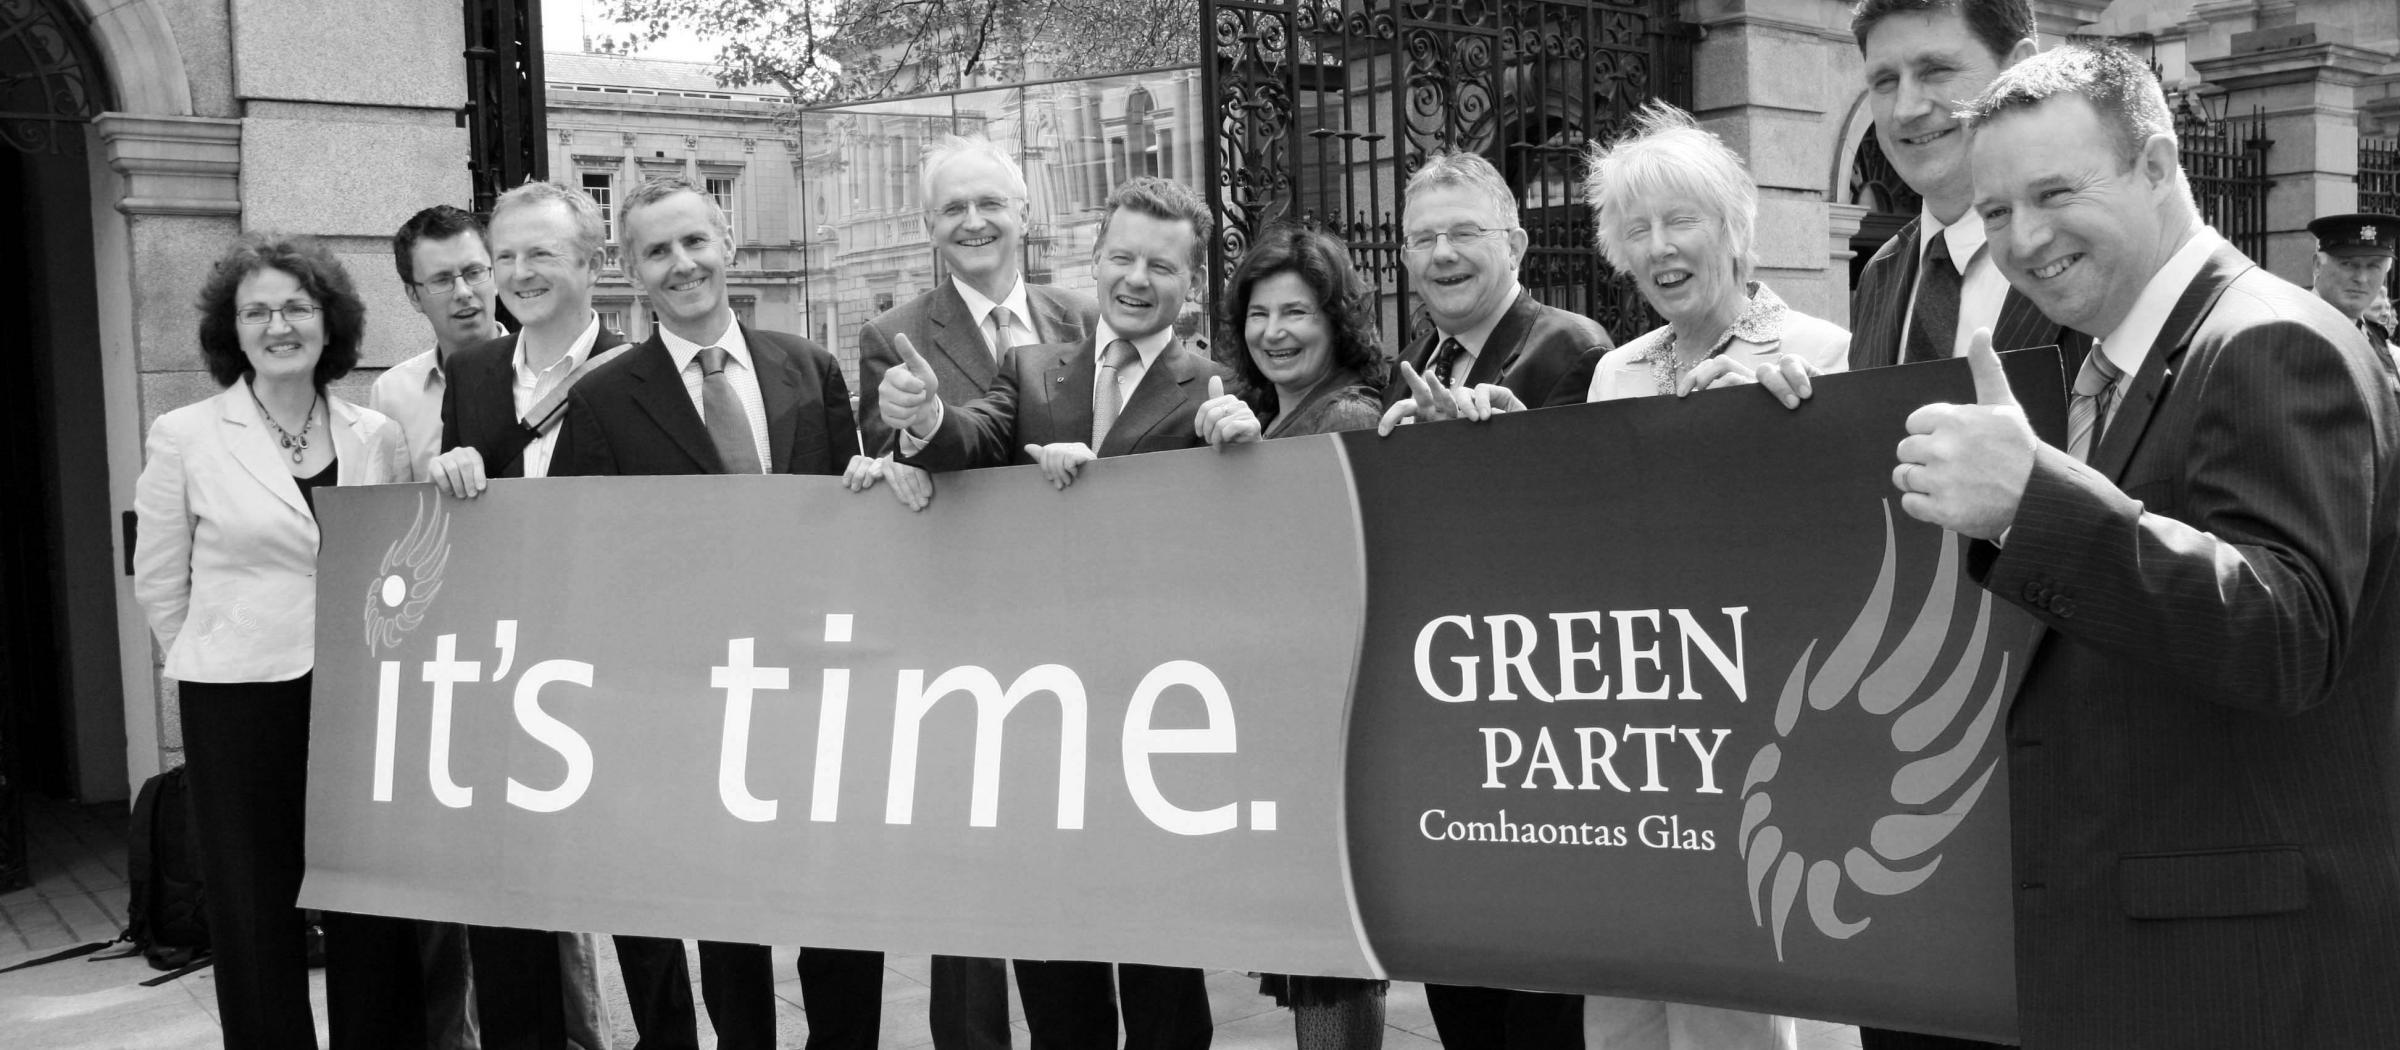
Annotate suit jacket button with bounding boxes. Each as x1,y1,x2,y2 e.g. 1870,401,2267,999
2052,597,2075,618
2022,581,2047,603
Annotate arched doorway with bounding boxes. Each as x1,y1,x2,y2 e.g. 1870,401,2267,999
1844,133,1920,288
0,0,120,888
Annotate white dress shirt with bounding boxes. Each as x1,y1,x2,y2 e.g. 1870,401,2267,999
1427,288,1516,380
1091,319,1175,412
370,347,448,482
1905,205,2011,359
954,276,1039,360
658,318,773,472
2092,227,2224,430
511,314,602,478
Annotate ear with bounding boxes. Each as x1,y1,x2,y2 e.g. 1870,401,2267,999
1504,226,1529,266
2004,37,2037,68
2138,132,2179,190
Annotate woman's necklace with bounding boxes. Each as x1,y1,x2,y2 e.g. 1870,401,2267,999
250,385,320,464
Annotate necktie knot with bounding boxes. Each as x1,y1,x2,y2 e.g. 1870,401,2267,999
1430,337,1467,384
2067,341,2123,463
1925,231,1955,271
2074,343,2124,397
1103,339,1136,370
698,345,730,376
987,308,1018,359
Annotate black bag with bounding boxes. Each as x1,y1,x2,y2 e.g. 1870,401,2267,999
123,765,211,972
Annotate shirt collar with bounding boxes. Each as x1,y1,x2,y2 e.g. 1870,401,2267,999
658,316,752,373
1916,204,1989,275
953,276,1034,335
1434,286,1521,357
1093,319,1175,368
2097,227,2223,381
513,313,603,382
1636,282,1793,366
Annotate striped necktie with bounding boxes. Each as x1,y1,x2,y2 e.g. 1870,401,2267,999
2067,342,2123,463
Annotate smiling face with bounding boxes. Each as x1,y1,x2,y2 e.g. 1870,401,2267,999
623,190,734,339
1401,184,1526,332
1971,94,2183,337
1093,207,1199,340
405,232,497,353
1612,192,1744,330
236,266,325,386
2313,252,2395,322
488,198,599,331
1244,270,1336,398
1864,10,2025,221
925,151,1027,298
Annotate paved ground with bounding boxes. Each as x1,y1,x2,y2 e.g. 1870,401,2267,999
3,795,1862,1049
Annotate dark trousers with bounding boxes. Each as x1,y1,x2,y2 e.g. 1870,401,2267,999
614,937,778,1050
799,947,887,1050
473,925,568,1049
932,955,1013,1050
1423,985,1583,1050
182,676,425,1050
1858,1030,2007,1050
1013,959,1213,1050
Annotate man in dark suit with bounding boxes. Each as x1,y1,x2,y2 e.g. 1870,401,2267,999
850,135,1097,521
1900,45,2400,1047
880,176,1255,1050
1846,0,2089,379
1390,150,1610,411
2305,212,2396,360
551,176,868,1050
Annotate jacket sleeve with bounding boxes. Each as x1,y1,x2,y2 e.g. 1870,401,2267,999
131,416,193,656
856,318,899,455
901,351,1025,472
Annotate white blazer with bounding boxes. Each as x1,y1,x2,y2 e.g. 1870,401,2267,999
133,381,410,684
1587,286,1852,403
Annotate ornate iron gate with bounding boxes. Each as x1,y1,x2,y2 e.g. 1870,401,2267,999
1204,0,1694,349
463,0,549,217
2174,101,2271,268
2363,135,2399,300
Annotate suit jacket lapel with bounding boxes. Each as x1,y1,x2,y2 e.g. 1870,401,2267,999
1464,290,1539,387
1028,286,1090,347
623,335,723,473
2088,245,2248,482
1051,338,1098,447
1990,288,2052,353
218,384,311,520
746,324,801,473
1102,342,1202,456
1853,219,1922,370
929,284,1001,393
329,398,377,484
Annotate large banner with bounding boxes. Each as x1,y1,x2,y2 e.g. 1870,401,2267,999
307,353,2065,1041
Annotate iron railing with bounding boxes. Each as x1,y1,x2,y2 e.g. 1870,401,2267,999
2175,102,2272,268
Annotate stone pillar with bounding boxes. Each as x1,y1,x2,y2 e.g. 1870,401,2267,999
93,113,244,783
2195,38,2392,284
1823,202,1868,330
1687,0,1862,320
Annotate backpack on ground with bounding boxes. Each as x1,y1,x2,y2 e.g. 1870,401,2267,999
120,764,211,974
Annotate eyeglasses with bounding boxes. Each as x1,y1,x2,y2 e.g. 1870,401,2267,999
1400,225,1515,254
933,196,1022,221
235,303,321,326
412,265,493,294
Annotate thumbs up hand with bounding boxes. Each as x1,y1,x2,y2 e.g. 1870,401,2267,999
878,333,943,439
1893,329,2036,540
1194,375,1263,448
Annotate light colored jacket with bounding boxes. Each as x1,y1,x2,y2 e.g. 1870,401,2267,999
1587,282,1851,402
133,381,410,683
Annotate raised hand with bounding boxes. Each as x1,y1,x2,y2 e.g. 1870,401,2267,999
1194,375,1263,448
878,332,943,439
1893,329,2035,540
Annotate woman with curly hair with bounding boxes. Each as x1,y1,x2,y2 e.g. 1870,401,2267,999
1226,223,1392,1050
132,233,416,1048
1225,224,1391,438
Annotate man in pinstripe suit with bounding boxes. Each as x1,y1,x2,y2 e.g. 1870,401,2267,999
1847,0,2086,376
1898,44,2400,1048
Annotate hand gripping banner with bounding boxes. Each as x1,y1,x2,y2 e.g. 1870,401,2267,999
306,351,2067,1042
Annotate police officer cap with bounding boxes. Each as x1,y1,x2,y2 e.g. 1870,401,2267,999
2308,213,2399,258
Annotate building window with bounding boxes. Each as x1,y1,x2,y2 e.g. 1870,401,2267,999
1126,89,1159,178
876,292,895,314
581,171,616,242
597,308,625,336
707,175,739,243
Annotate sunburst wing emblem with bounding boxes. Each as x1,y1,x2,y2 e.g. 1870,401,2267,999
365,492,451,656
1737,501,2010,960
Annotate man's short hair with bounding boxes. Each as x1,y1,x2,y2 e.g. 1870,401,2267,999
490,180,608,262
392,205,485,288
1957,41,2172,169
1850,0,2034,63
918,135,1029,210
618,175,732,247
1403,151,1520,229
1582,101,1759,279
1096,176,1213,271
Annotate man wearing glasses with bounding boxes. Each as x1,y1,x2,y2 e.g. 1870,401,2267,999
850,134,1096,513
1389,150,1612,410
374,205,504,480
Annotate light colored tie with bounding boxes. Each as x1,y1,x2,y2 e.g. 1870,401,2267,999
2067,342,2123,464
697,346,763,475
1092,339,1135,448
986,306,1020,361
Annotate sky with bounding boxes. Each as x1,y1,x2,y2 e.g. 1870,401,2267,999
542,0,718,63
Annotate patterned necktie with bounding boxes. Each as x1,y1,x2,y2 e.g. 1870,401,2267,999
697,345,763,475
1429,337,1468,384
2067,341,2123,464
1092,339,1135,448
987,306,1019,361
1906,232,1962,364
